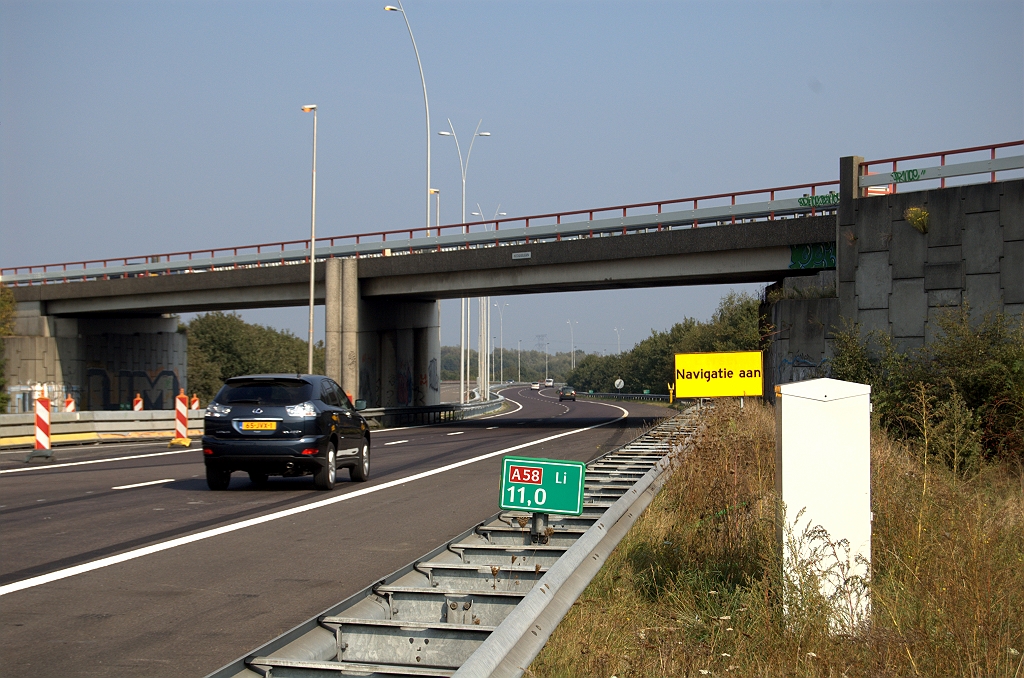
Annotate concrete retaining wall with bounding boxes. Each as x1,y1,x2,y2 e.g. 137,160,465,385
837,178,1023,349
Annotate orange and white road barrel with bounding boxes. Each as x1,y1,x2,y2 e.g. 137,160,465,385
133,393,144,411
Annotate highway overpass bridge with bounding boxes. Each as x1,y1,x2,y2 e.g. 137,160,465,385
3,142,1022,411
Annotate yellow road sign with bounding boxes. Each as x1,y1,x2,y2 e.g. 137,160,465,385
674,351,763,397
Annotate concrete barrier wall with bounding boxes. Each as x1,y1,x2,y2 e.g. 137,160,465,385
0,410,205,448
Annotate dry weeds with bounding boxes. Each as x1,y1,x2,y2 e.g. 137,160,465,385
530,400,1024,677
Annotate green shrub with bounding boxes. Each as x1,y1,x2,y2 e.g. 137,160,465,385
831,306,1024,466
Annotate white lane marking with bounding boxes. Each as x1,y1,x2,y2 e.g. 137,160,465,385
486,426,498,430
112,479,175,490
0,440,170,457
483,395,523,418
384,440,409,446
0,449,195,475
0,405,629,597
446,431,464,436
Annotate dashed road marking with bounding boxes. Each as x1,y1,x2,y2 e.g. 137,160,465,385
112,479,175,490
384,440,409,446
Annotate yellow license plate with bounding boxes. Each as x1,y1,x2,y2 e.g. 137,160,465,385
242,421,276,431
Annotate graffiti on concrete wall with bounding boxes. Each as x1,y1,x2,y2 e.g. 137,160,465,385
84,368,180,410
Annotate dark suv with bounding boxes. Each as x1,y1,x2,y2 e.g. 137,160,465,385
202,374,370,491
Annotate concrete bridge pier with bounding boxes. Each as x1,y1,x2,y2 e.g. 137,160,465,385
325,257,440,408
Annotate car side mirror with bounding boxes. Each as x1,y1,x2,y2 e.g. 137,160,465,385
354,399,367,411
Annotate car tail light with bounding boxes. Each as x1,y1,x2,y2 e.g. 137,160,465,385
301,448,318,455
203,448,213,455
286,401,317,418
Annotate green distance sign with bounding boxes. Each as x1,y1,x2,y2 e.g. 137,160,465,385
500,456,587,516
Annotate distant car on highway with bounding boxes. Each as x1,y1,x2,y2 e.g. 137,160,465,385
544,378,554,387
202,374,370,491
558,385,577,401
531,382,541,390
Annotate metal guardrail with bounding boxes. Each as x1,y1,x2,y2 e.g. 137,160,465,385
205,411,699,678
360,396,505,429
575,392,673,402
4,141,1020,287
2,180,840,286
859,140,1023,193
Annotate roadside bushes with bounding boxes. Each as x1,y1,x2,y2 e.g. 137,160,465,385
831,306,1024,467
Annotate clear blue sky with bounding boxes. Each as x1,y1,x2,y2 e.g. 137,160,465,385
3,0,1021,355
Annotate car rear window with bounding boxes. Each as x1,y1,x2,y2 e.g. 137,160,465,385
216,380,313,406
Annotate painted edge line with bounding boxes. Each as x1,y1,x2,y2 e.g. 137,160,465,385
0,405,628,597
0,449,197,475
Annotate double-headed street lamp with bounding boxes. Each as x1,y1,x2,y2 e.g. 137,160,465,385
438,120,490,404
301,104,317,374
614,326,622,354
385,2,431,231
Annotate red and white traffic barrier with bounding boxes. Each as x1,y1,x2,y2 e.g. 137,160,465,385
35,397,51,451
133,393,144,411
190,394,200,410
175,390,189,439
64,395,76,412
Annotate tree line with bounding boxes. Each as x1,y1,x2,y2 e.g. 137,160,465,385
564,292,762,394
182,312,324,404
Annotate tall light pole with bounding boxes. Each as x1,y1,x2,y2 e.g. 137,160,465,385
545,342,549,383
517,339,521,383
567,319,578,370
385,2,431,231
494,302,508,384
429,187,440,233
472,204,504,399
614,326,621,354
438,120,489,405
301,104,317,374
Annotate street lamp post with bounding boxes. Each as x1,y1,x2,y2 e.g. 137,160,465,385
385,2,431,232
494,302,508,384
301,104,317,375
429,188,440,233
517,339,521,383
545,342,549,383
614,326,621,354
438,120,489,405
567,319,578,370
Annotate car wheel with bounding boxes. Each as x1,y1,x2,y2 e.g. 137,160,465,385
248,471,269,486
314,441,336,490
206,466,231,491
351,438,370,482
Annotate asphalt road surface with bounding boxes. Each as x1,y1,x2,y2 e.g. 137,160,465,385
0,388,667,676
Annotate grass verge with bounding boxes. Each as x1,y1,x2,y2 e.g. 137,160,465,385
530,400,1024,677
